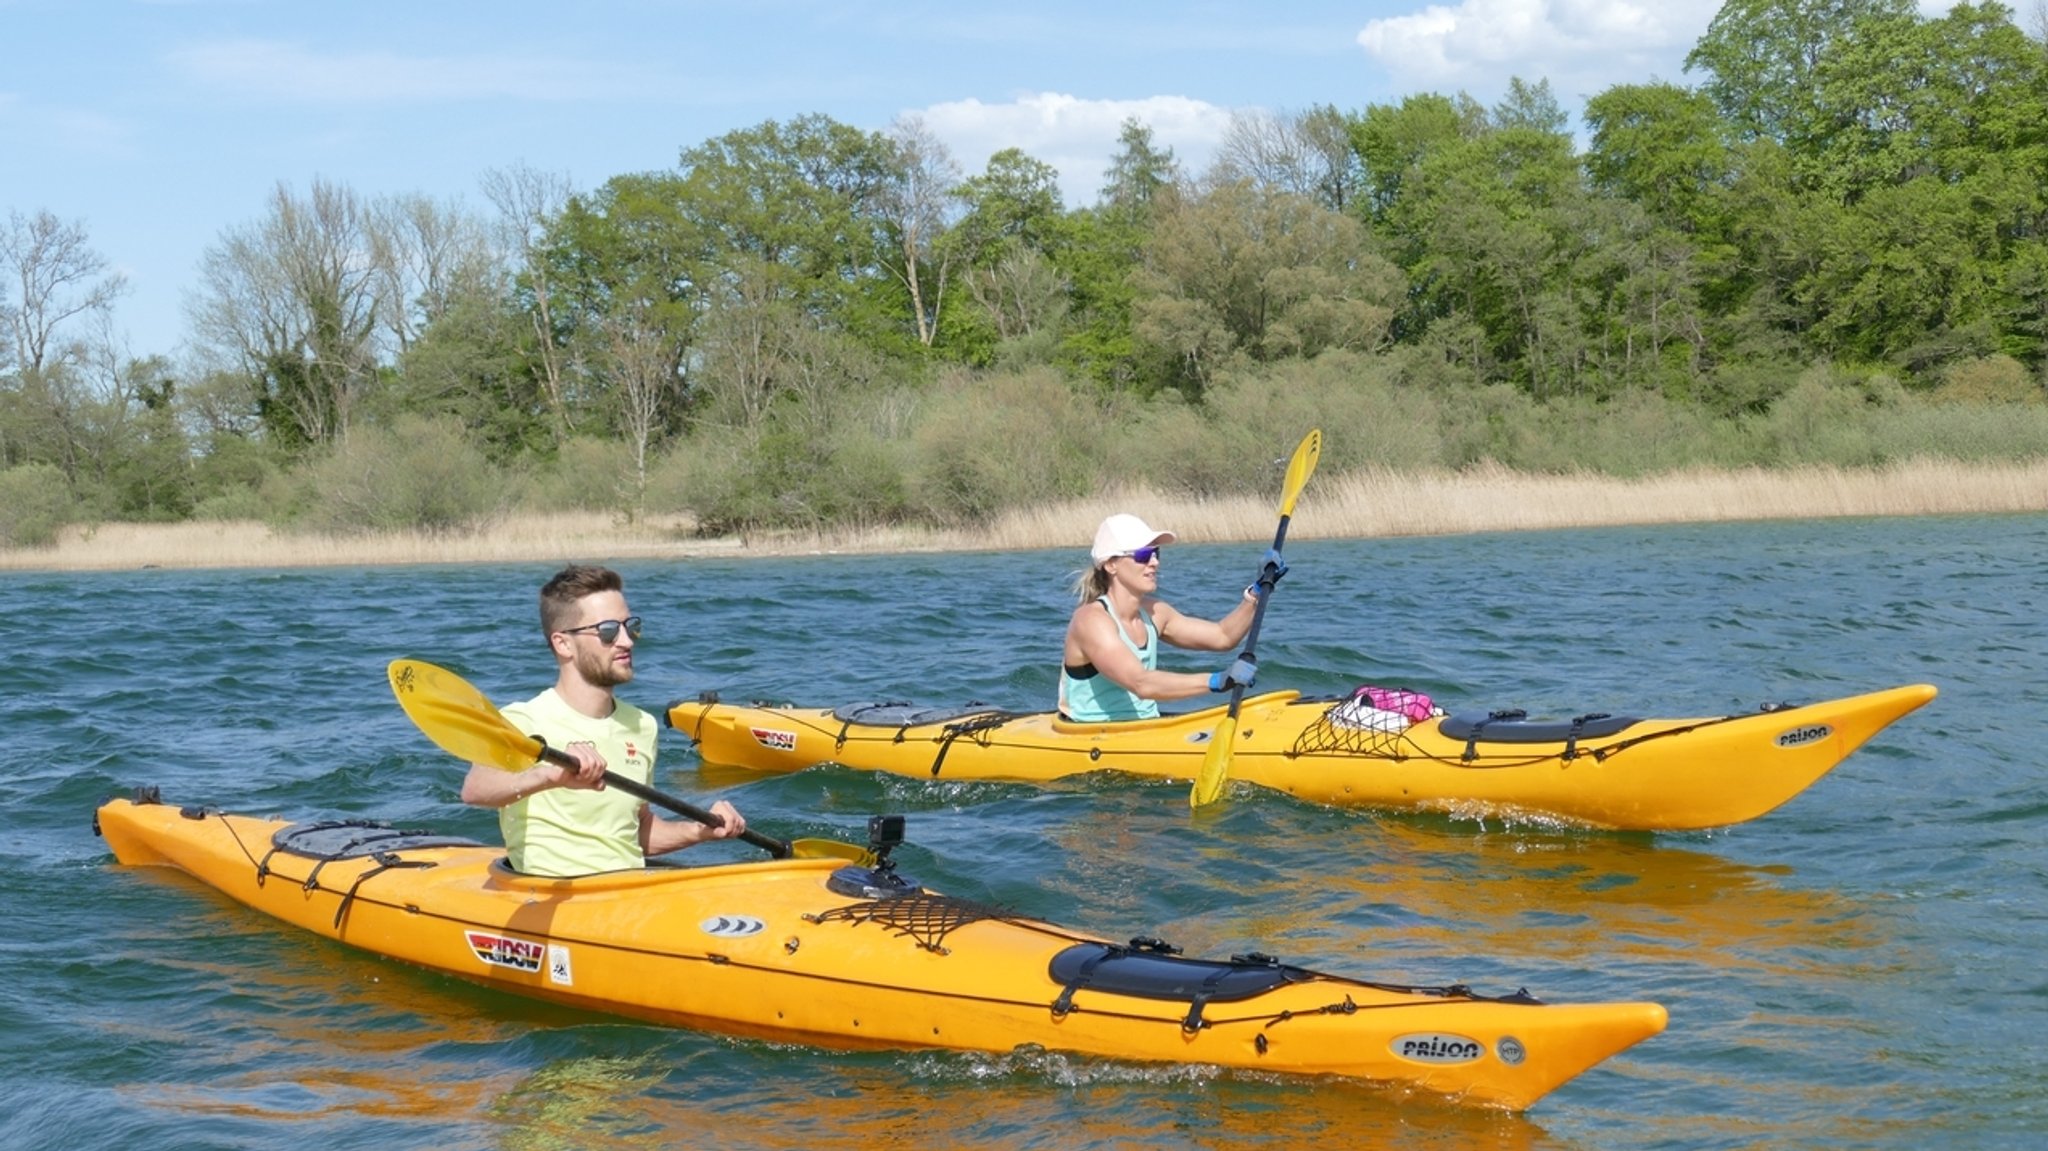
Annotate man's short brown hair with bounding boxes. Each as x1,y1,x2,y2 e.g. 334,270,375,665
539,564,623,641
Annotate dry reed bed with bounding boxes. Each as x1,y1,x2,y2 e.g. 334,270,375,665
7,459,2046,573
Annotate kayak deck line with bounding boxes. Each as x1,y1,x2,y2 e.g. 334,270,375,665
95,790,1668,1111
670,683,1939,831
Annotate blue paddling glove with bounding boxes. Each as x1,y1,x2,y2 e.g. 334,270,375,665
1245,549,1289,600
1208,655,1258,692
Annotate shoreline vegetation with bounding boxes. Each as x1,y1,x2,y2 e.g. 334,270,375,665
15,7,2048,587
9,458,2044,574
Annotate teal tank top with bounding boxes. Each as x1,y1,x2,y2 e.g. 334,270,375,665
1059,597,1161,722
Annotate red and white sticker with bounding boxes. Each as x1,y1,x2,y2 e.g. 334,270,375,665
750,727,798,751
465,929,545,973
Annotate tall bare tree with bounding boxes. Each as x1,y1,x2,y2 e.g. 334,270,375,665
0,209,129,470
1211,105,1359,211
879,116,963,347
599,294,684,500
481,163,576,441
189,179,390,448
966,247,1069,343
1,208,128,380
373,192,495,356
694,256,800,430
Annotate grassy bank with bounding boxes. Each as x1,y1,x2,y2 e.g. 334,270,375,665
6,458,2045,574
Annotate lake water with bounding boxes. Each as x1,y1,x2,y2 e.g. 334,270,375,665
4,513,2043,1149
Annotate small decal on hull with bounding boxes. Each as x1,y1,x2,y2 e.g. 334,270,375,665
548,944,573,986
1185,731,1212,745
1391,1033,1485,1064
1496,1036,1526,1065
700,915,767,938
465,929,545,973
1775,723,1833,748
750,727,798,751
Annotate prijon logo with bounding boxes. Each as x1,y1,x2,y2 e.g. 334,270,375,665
750,727,798,751
465,929,545,973
1390,1032,1485,1065
1775,723,1833,749
700,915,766,938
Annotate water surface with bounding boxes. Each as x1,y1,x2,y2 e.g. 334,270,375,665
5,513,2042,1149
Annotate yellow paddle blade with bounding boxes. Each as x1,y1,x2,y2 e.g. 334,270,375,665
1190,713,1240,808
1277,428,1322,519
790,838,880,865
388,659,544,773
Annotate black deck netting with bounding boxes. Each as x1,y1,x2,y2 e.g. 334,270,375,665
806,892,1024,954
1288,685,1441,758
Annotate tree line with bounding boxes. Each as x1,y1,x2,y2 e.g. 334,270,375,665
5,0,2048,547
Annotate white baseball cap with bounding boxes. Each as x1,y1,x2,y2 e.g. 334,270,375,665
1090,513,1178,567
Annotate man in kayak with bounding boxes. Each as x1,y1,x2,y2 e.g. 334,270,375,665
1058,513,1283,722
461,564,748,876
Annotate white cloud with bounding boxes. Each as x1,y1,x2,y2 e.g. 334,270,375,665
1358,0,1725,100
165,37,630,104
915,91,1237,207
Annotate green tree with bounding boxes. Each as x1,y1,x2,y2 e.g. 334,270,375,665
1686,0,1919,150
1099,117,1181,216
1584,82,1735,231
1378,84,1591,393
950,148,1071,363
89,357,194,521
1806,1,2048,200
674,114,910,354
1059,120,1181,389
543,172,699,494
1349,92,1485,229
1132,182,1402,395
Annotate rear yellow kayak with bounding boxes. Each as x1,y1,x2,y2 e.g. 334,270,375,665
96,791,1664,1112
669,683,1936,831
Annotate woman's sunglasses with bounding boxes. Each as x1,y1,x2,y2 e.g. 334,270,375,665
560,616,643,645
1122,546,1162,564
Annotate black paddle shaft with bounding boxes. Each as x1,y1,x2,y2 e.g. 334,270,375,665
1226,512,1294,721
532,742,793,858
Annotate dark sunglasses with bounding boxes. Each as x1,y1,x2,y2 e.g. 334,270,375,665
1123,546,1162,564
560,616,642,645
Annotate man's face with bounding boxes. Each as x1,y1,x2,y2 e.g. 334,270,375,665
558,589,636,688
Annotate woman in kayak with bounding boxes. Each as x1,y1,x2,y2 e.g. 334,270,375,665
1058,513,1283,722
460,564,748,876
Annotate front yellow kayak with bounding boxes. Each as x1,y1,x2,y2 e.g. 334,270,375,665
96,791,1664,1112
669,683,1937,831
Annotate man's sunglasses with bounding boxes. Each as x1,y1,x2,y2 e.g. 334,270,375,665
560,616,643,645
1122,546,1162,564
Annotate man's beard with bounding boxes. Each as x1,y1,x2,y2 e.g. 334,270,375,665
575,645,633,689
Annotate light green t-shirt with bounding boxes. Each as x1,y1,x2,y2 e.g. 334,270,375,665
497,688,659,877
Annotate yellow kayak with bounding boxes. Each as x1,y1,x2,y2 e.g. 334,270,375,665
669,683,1937,831
95,790,1664,1112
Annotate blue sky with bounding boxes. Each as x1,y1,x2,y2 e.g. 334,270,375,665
1,0,1956,359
